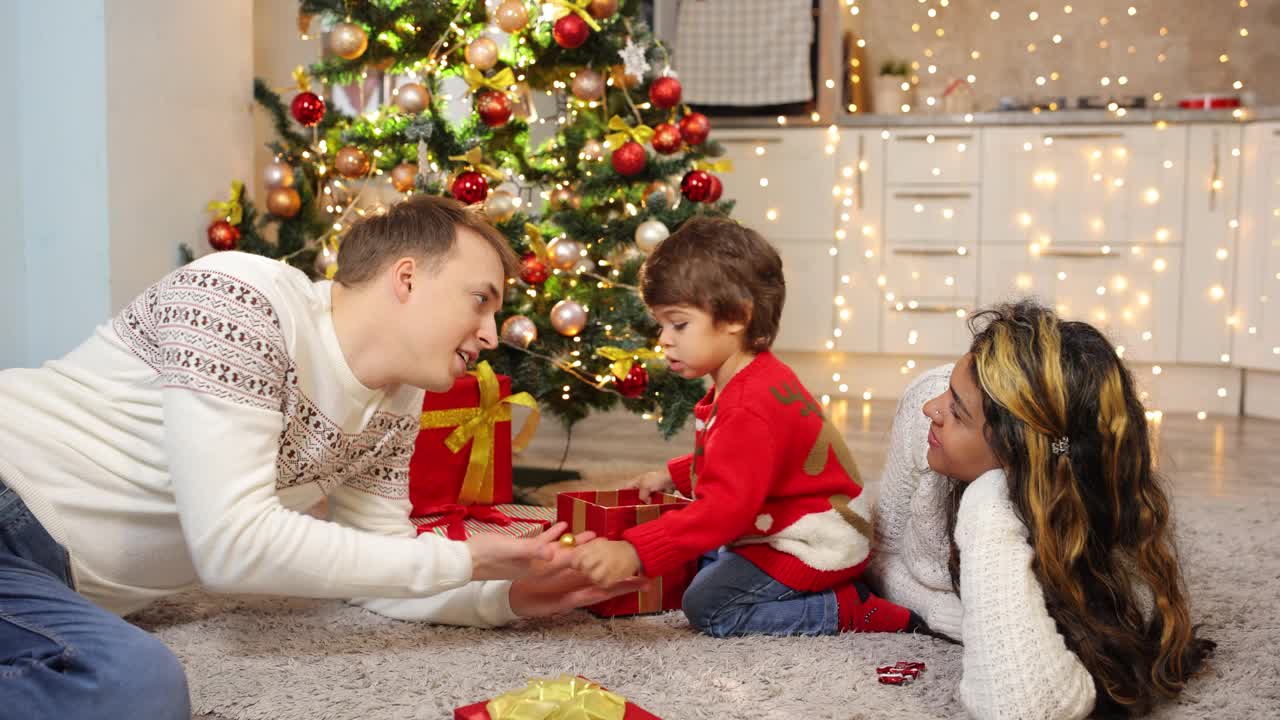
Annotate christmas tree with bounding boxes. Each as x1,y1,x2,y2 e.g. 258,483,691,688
198,0,734,437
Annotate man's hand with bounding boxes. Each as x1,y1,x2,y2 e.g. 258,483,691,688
509,569,651,618
571,538,643,586
624,470,675,503
466,521,570,581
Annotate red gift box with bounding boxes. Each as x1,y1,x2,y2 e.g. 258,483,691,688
557,489,697,617
454,676,661,720
409,362,538,513
412,503,555,540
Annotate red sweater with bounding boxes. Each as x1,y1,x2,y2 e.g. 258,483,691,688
623,352,874,592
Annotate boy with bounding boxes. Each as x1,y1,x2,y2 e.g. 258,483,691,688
573,216,919,637
0,195,641,719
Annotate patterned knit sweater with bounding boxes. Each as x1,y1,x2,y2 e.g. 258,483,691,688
624,351,873,591
0,252,515,626
871,365,1096,720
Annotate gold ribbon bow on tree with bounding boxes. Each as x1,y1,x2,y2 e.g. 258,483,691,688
462,66,517,96
291,65,312,93
419,361,540,505
692,158,734,173
525,223,550,262
546,0,603,31
596,346,664,380
604,115,654,149
206,181,244,226
486,675,625,720
448,147,507,182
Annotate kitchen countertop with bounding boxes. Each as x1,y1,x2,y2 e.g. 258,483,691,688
710,106,1280,129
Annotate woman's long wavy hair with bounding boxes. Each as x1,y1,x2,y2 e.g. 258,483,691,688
944,300,1214,715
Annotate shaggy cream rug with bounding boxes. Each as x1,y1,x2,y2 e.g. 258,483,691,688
133,471,1279,719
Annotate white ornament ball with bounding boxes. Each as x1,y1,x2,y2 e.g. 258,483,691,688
546,237,583,271
484,190,519,223
550,300,588,336
634,219,670,255
500,315,538,348
263,160,295,189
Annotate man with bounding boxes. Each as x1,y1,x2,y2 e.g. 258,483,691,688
0,195,639,719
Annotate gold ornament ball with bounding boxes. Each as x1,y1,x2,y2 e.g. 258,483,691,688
390,162,418,192
495,0,530,33
549,187,575,211
558,532,577,548
571,69,604,101
588,0,619,20
335,146,371,178
263,160,294,189
546,237,582,271
395,82,431,114
610,65,640,90
581,139,605,162
266,187,302,218
484,190,519,223
550,299,588,336
465,37,499,71
329,22,369,60
635,219,670,255
500,315,538,348
642,180,676,208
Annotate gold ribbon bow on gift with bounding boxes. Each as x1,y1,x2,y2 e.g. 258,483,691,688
463,65,517,96
546,0,603,31
448,148,507,182
595,346,663,380
420,361,540,505
604,115,654,149
487,675,625,720
525,223,549,262
692,158,734,173
206,181,244,225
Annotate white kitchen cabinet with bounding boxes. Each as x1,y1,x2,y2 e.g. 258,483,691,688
1179,125,1244,365
713,129,838,240
885,128,981,185
882,302,974,356
772,239,839,352
834,130,887,353
982,126,1187,249
979,243,1182,363
1234,122,1280,371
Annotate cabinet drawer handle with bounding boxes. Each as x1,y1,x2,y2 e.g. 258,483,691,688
1041,248,1122,259
1041,132,1125,141
896,134,974,142
893,192,972,200
891,247,969,256
717,137,784,145
891,303,968,314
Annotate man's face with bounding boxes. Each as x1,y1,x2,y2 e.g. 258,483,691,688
650,304,746,381
398,226,505,392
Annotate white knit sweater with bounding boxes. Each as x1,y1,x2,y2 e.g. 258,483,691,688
871,365,1095,720
0,252,516,626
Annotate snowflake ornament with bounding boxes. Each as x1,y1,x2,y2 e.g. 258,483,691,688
618,38,651,81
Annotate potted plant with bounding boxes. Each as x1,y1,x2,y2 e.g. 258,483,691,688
873,59,913,113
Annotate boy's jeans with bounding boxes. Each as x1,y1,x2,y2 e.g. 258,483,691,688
0,475,190,720
682,548,841,637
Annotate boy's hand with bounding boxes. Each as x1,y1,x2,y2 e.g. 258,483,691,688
466,521,569,581
625,470,675,503
572,539,644,586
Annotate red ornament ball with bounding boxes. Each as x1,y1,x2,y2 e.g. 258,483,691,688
451,171,490,205
680,170,712,202
615,364,649,398
651,123,683,155
679,111,711,145
519,252,549,284
290,91,326,127
648,76,683,109
706,174,724,203
207,219,241,251
475,91,513,127
553,14,590,49
611,140,647,177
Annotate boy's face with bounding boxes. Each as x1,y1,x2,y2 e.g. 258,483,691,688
396,225,505,392
651,304,747,381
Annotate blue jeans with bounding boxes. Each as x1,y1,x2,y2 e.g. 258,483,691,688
682,549,841,637
0,476,191,720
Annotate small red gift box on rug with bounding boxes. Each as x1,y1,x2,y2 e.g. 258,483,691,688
409,361,538,513
454,675,661,720
557,489,696,617
412,503,555,541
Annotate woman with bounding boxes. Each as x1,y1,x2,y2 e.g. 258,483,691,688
872,300,1214,719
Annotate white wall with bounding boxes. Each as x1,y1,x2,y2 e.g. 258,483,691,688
0,0,254,368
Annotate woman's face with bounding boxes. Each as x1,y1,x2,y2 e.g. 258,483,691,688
921,354,1003,482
